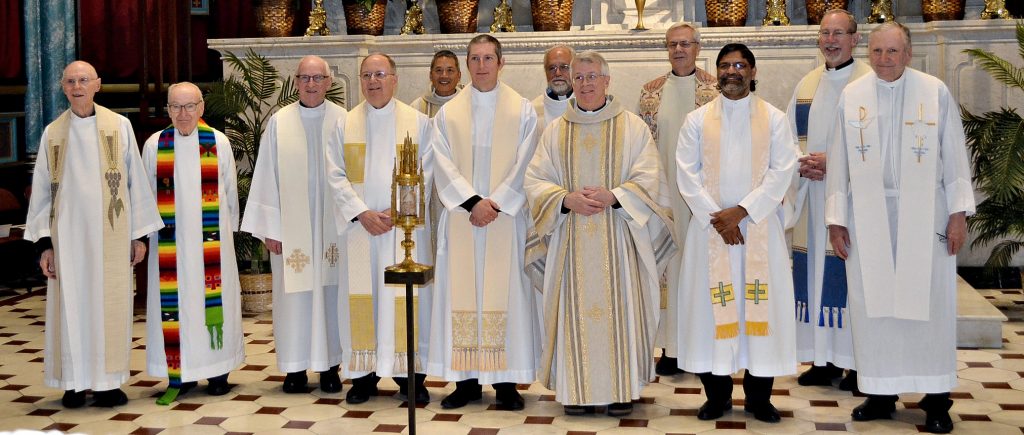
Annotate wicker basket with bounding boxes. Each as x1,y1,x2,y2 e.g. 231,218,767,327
343,0,388,36
255,0,296,37
531,0,575,31
239,273,273,313
921,0,965,22
705,0,748,27
806,0,849,25
437,0,481,33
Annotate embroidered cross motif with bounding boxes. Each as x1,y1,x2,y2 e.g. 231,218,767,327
580,131,599,152
286,249,311,273
325,243,340,267
584,305,606,320
206,274,222,291
745,280,767,304
848,106,874,162
905,104,936,163
712,282,733,307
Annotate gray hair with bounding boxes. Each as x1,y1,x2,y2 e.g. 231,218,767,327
168,81,202,100
822,8,858,33
666,22,701,43
544,44,576,60
571,50,610,77
870,21,911,48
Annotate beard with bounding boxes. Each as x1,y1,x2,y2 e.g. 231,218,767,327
549,79,572,96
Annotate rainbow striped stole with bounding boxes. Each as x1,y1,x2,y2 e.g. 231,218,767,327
155,120,223,405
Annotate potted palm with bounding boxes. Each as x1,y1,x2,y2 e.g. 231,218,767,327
204,48,345,312
962,22,1024,271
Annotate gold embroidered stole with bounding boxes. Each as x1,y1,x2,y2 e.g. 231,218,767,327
702,96,772,339
344,101,422,373
276,102,344,294
47,104,131,377
841,69,940,321
443,83,520,371
637,69,717,144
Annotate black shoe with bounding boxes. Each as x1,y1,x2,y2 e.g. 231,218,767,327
346,374,379,405
494,386,525,411
656,356,683,376
697,399,732,420
744,401,781,423
92,389,128,407
924,410,954,434
62,390,86,408
838,370,858,392
851,397,896,421
797,364,842,386
397,377,431,405
563,405,595,415
440,382,482,409
179,381,198,396
206,375,232,396
607,402,633,416
283,371,308,394
318,367,342,393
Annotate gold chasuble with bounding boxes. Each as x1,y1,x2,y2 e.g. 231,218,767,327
343,101,423,372
442,83,521,371
702,96,773,339
47,104,131,377
528,98,676,405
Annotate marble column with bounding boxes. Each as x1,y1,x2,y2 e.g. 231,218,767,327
24,0,76,154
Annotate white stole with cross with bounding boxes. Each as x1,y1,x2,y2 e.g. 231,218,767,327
841,69,939,321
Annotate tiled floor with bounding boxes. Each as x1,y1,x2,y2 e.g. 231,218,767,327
1,287,1024,434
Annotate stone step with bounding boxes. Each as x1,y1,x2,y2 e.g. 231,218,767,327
958,276,1007,349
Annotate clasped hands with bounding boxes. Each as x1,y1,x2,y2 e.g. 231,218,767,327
563,186,616,216
798,152,826,181
710,206,748,245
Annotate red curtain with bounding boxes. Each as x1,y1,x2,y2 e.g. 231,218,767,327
0,0,23,80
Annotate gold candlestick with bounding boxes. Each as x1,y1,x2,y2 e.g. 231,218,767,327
305,0,330,36
981,0,1010,19
763,0,790,25
387,133,431,274
868,0,894,23
490,0,517,32
633,0,648,30
401,0,427,34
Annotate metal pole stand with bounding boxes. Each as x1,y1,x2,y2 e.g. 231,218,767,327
384,267,433,435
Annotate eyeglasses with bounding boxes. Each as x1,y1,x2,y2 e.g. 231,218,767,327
819,30,853,38
61,77,97,87
296,74,329,83
717,61,749,71
168,101,202,114
546,64,571,74
359,71,394,81
572,73,606,84
667,40,698,49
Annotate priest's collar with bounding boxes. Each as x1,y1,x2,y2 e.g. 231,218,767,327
722,93,752,107
176,127,196,137
433,87,459,101
546,88,572,101
670,67,697,77
71,105,97,120
299,100,327,117
876,69,908,89
565,96,622,124
826,57,855,71
367,98,396,113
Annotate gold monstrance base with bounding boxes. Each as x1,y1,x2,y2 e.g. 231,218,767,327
385,216,433,283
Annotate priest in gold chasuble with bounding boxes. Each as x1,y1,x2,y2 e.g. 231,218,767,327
527,51,677,418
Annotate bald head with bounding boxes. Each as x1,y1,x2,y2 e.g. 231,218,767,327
168,81,205,135
297,56,330,77
61,61,102,117
295,56,333,107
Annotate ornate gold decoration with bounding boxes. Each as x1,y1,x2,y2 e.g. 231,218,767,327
286,249,311,273
868,0,894,23
763,0,790,25
305,0,330,36
491,0,516,32
981,0,1009,19
386,133,432,274
633,0,648,30
401,0,427,34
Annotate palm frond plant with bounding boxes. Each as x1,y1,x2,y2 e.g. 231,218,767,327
204,48,345,273
963,21,1024,268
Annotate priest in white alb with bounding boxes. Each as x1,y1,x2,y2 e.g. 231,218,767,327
325,53,435,405
527,51,676,418
785,8,870,391
241,55,347,395
531,44,575,128
410,50,462,118
637,22,717,376
675,44,797,424
427,34,539,411
142,82,244,405
25,60,163,408
825,22,974,434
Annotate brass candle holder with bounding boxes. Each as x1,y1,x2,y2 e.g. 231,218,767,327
868,0,894,23
981,0,1010,19
763,0,790,25
401,0,427,34
386,133,431,275
305,0,331,36
633,0,648,30
491,0,517,32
